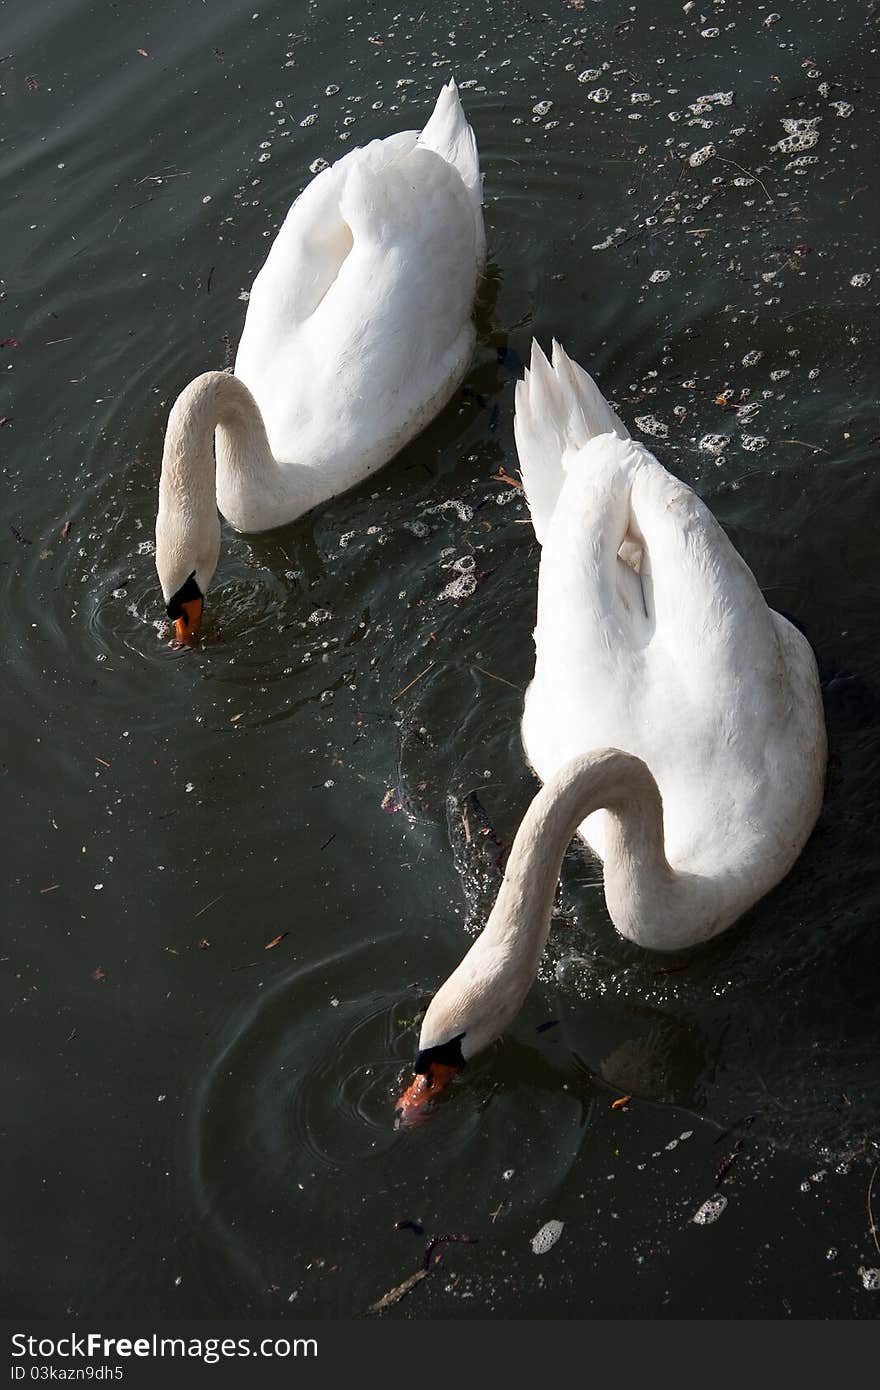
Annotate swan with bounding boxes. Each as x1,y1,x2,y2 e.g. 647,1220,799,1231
396,340,826,1122
156,80,484,643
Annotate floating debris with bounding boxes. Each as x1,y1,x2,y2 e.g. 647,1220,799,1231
772,119,821,155
692,1195,728,1226
439,573,477,602
531,1219,565,1254
857,1267,880,1292
690,91,734,114
394,1219,425,1236
688,144,716,168
634,415,669,438
368,1268,428,1312
715,1139,745,1185
699,434,729,454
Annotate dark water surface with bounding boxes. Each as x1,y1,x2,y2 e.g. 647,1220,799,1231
2,0,879,1318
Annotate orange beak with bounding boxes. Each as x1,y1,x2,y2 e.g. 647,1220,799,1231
172,596,203,647
395,1062,460,1126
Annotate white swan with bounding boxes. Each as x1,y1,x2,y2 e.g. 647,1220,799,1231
396,340,826,1121
156,80,484,642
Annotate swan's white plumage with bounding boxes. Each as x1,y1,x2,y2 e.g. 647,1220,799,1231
157,81,483,598
402,342,827,1089
226,79,482,528
518,340,826,948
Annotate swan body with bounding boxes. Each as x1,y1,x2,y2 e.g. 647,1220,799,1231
397,341,826,1118
515,340,826,950
156,80,483,636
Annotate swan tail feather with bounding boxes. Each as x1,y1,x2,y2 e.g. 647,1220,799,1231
514,339,630,544
418,79,484,257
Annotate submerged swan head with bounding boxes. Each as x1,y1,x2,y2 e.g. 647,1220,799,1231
394,952,527,1124
155,528,219,649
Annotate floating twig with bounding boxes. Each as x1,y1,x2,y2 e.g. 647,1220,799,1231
369,1231,478,1314
368,1268,428,1312
194,894,223,919
391,661,435,701
711,155,774,204
781,439,828,453
492,466,523,490
715,1138,745,1186
469,663,522,692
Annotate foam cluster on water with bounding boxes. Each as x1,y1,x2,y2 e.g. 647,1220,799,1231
634,415,669,438
691,1195,727,1225
531,1219,565,1254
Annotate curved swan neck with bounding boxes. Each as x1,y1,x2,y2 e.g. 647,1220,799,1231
485,749,671,961
418,750,675,1061
160,371,276,506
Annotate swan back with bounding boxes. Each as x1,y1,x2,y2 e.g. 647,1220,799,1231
516,340,827,940
232,81,483,498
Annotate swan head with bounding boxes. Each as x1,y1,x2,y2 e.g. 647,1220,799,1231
395,941,526,1124
395,1032,466,1127
155,509,220,647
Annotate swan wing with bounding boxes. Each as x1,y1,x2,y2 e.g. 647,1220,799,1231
233,85,482,479
518,344,825,874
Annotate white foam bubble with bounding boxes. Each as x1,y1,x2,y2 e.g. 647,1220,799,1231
634,415,669,438
692,1196,728,1225
531,1219,565,1254
439,574,477,601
